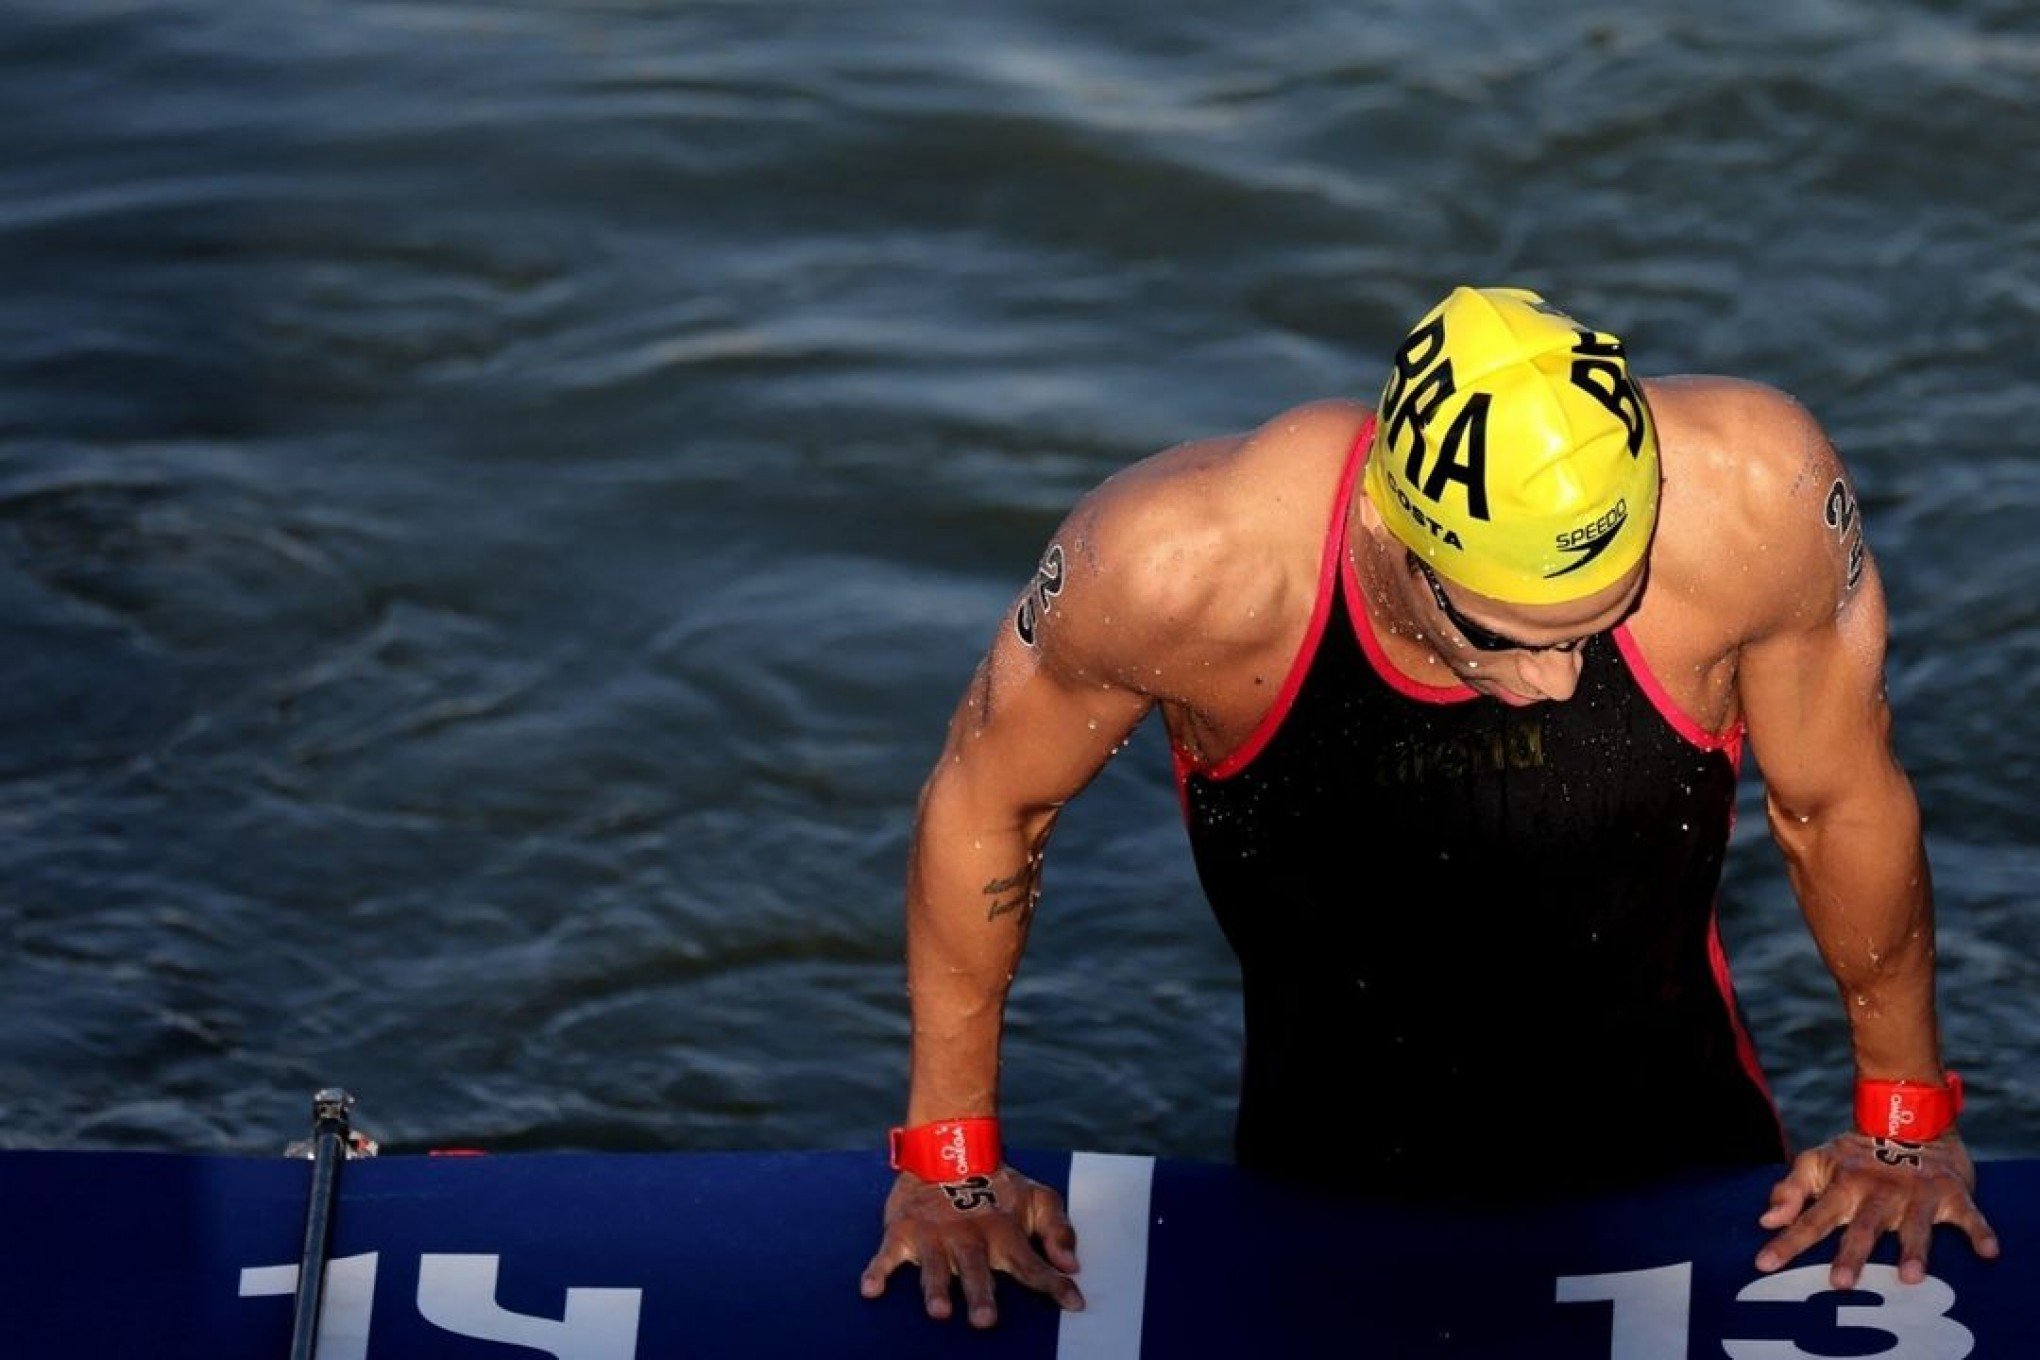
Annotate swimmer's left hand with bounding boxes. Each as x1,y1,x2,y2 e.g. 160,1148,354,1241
1754,1130,2000,1288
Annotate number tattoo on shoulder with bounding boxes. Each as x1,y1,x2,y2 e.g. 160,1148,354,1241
1014,543,1066,647
1823,478,1867,594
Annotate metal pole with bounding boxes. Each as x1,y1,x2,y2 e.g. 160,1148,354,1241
288,1088,353,1360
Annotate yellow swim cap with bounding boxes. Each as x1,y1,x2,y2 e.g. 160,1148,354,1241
1362,286,1660,605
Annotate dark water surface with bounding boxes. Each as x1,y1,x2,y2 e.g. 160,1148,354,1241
2,0,2035,1165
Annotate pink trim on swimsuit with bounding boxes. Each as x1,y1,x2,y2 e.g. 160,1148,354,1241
1174,426,1751,776
1343,547,1478,705
1613,627,1745,764
1708,908,1786,1149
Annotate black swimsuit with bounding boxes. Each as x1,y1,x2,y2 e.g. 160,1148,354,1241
1177,421,1785,1200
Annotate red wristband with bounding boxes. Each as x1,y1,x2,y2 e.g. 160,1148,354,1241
888,1117,1001,1182
1855,1071,1964,1141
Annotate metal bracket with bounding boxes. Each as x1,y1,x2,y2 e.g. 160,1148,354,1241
284,1088,380,1160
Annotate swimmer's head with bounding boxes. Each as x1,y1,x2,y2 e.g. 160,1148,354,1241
1363,286,1660,605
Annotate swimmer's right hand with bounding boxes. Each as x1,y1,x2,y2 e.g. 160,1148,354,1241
859,1163,1085,1329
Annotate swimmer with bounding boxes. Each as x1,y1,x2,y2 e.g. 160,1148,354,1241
860,286,1997,1327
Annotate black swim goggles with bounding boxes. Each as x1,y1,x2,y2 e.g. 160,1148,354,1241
1407,551,1598,654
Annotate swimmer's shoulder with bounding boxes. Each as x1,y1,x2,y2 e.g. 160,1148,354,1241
1035,399,1369,686
1646,376,1871,639
1089,396,1369,543
1077,397,1366,601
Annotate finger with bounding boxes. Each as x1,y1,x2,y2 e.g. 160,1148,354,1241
1829,1207,1889,1291
1026,1188,1082,1274
859,1246,899,1300
1756,1195,1850,1273
952,1241,999,1329
919,1249,957,1322
1759,1148,1836,1229
1037,1223,1082,1278
1897,1202,1936,1286
991,1240,1086,1312
1759,1175,1811,1230
1937,1196,2003,1260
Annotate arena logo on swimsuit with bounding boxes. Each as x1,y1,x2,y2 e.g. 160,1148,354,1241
1374,711,1546,787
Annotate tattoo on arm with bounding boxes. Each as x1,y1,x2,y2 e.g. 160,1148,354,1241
1013,542,1067,647
1823,478,1867,594
987,868,1044,929
941,1175,998,1210
983,824,1053,928
1873,1136,1926,1170
968,657,995,732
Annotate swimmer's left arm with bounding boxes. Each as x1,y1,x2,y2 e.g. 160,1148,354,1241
1741,457,1939,1102
1733,390,1998,1287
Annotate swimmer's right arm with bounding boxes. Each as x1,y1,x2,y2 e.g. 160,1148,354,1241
861,496,1165,1328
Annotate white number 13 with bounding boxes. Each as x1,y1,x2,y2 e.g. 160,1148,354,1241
1724,1264,1973,1360
1557,1262,1974,1360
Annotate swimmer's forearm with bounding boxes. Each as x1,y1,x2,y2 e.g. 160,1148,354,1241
900,776,1055,1126
1829,911,1942,1081
1772,780,1945,1081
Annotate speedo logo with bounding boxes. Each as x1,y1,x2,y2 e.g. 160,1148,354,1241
1545,499,1629,578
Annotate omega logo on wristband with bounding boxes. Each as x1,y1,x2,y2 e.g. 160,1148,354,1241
888,1117,1002,1183
1854,1072,1963,1143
